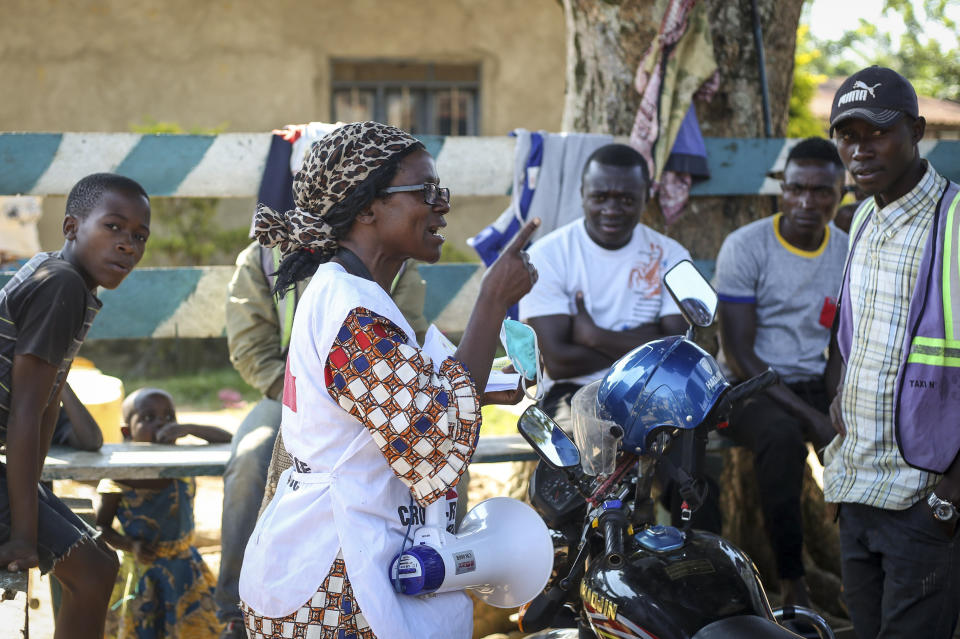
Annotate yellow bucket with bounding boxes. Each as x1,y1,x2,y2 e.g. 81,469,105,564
66,357,125,444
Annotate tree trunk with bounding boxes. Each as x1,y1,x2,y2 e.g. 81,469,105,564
562,0,802,250
718,447,846,618
561,0,845,616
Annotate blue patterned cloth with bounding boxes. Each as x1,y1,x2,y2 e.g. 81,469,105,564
99,478,222,639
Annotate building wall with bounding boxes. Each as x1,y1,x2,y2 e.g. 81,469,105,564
2,0,564,257
0,0,566,135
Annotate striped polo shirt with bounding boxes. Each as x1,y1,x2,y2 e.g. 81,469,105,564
823,163,948,510
0,252,101,442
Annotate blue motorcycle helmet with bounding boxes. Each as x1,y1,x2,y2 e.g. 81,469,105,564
596,336,730,454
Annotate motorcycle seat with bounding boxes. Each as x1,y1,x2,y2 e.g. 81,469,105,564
693,615,803,639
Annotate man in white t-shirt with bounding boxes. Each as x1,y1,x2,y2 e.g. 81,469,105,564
519,144,690,428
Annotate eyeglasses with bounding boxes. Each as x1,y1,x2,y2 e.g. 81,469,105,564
780,182,838,200
380,182,451,206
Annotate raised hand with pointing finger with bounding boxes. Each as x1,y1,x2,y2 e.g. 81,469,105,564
479,217,540,308
455,218,541,394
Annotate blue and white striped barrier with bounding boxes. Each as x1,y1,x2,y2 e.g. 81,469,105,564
3,131,955,340
4,133,958,198
0,133,517,198
0,260,716,341
0,264,486,340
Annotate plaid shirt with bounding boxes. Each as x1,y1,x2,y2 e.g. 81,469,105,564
823,163,948,510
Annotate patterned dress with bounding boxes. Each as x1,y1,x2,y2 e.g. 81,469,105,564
99,478,222,639
241,307,481,639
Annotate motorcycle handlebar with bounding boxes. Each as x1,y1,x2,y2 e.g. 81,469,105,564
599,507,628,567
602,519,625,566
519,585,568,633
520,534,591,633
720,368,779,415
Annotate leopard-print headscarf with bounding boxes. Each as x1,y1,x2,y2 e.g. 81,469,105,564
253,121,420,259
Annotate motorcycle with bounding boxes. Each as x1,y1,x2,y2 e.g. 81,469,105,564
515,260,834,639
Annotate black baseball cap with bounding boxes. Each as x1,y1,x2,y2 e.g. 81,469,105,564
829,66,919,135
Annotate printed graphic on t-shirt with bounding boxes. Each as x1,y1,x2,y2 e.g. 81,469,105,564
627,243,664,297
623,244,669,328
286,456,313,491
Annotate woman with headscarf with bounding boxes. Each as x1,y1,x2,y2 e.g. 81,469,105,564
237,122,539,639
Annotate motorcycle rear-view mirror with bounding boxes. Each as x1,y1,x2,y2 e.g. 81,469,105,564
663,260,718,328
517,405,581,469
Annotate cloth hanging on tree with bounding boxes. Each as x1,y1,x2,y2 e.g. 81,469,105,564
630,0,719,224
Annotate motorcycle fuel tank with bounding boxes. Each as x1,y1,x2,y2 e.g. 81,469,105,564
579,529,774,639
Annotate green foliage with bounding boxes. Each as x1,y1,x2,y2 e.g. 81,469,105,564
788,25,829,138
130,117,229,135
140,206,250,267
439,239,480,263
124,367,259,411
132,118,249,266
480,405,520,436
807,0,960,101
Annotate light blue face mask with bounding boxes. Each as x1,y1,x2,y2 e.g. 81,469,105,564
499,319,543,401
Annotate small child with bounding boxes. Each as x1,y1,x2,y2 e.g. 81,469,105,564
96,387,231,638
0,173,150,639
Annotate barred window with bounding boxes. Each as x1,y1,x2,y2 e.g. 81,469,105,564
331,60,480,136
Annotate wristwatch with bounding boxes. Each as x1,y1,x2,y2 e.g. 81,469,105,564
927,492,959,522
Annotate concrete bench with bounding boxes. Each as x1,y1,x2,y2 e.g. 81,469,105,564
0,437,536,485
22,432,731,480
0,570,30,639
1,558,30,638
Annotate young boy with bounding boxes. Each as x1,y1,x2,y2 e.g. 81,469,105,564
117,387,233,446
96,387,230,638
0,172,151,639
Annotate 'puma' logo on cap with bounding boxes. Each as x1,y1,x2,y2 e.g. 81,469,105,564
853,81,881,97
837,81,882,106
